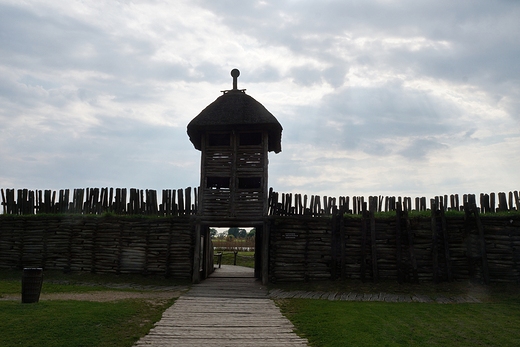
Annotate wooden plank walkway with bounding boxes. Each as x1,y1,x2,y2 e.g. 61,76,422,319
133,265,309,347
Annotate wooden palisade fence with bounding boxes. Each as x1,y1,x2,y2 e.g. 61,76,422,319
268,189,520,216
269,198,520,284
2,187,519,216
1,188,198,216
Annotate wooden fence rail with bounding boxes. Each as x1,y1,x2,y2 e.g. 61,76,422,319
268,189,520,216
1,187,198,216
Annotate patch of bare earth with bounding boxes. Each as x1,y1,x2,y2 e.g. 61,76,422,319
1,290,185,303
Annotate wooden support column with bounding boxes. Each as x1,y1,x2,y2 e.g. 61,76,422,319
192,223,201,284
262,220,270,285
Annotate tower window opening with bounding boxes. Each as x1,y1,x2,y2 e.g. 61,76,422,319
238,177,262,189
207,177,230,189
208,133,230,146
239,132,262,146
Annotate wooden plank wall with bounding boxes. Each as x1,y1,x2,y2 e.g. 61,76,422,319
0,216,194,278
268,201,520,284
268,189,520,216
1,188,198,216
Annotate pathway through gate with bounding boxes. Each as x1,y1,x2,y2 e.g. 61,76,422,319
134,265,309,346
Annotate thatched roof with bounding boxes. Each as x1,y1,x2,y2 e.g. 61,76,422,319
187,90,283,153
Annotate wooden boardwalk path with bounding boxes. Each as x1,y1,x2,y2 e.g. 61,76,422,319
133,265,309,347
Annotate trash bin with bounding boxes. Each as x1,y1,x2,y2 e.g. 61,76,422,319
22,268,43,303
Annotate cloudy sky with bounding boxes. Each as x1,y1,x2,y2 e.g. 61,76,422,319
1,0,519,203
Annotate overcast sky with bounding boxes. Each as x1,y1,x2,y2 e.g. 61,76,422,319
1,0,519,203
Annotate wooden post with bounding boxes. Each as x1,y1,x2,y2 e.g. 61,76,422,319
472,203,490,284
396,202,403,283
440,201,452,281
192,223,201,284
360,203,368,281
330,208,338,280
262,221,270,285
340,209,346,280
431,200,439,283
370,200,378,281
463,202,476,279
404,210,419,283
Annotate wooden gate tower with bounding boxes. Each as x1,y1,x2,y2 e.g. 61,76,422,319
187,69,282,284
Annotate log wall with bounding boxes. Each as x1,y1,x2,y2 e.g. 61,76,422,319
268,209,520,284
0,215,194,278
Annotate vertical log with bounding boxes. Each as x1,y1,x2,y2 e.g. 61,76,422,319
122,188,127,214
396,202,403,283
28,190,35,215
463,202,476,279
177,189,184,215
262,221,270,285
404,210,419,283
185,187,192,215
498,192,508,212
360,203,368,281
431,200,439,283
330,207,338,280
473,203,490,284
440,201,452,281
514,191,520,211
370,199,378,281
490,192,496,213
1,189,6,214
109,188,114,212
340,211,346,280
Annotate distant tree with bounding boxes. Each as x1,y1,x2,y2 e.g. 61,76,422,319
237,228,247,238
227,227,240,238
210,228,217,238
247,228,256,238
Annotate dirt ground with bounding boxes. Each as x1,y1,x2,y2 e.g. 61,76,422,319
1,289,186,303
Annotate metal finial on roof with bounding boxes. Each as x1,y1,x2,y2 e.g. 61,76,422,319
221,69,245,94
231,69,240,89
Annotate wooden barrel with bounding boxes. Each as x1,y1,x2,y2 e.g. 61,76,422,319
22,268,43,303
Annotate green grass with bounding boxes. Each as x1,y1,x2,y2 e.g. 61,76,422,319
215,251,255,268
278,298,520,347
0,270,183,347
0,298,174,347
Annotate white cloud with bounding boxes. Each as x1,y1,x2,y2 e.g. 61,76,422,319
0,0,519,203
